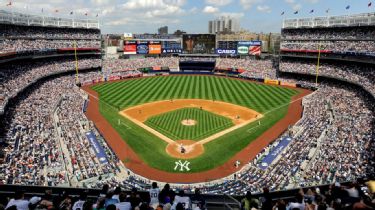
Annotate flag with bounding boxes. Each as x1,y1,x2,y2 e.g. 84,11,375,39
369,2,372,7
281,11,285,16
6,1,12,6
310,9,314,13
326,8,330,13
294,11,298,14
346,5,350,10
70,11,73,15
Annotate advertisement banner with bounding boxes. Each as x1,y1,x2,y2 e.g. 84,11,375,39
149,44,162,54
215,49,237,55
237,45,249,55
137,44,149,54
85,131,108,164
124,44,136,54
162,48,182,54
249,46,261,55
264,78,279,85
280,81,297,87
238,41,262,46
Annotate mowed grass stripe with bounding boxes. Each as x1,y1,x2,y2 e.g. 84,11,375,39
92,76,298,113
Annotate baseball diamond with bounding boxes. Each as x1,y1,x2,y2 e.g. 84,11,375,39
88,75,302,175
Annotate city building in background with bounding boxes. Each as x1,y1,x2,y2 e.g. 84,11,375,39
208,16,240,34
158,26,168,35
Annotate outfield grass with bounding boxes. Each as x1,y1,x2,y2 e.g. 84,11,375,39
145,108,234,141
92,76,300,173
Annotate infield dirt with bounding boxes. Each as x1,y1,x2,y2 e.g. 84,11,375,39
119,99,262,159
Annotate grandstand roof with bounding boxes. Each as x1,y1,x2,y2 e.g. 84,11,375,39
0,10,100,29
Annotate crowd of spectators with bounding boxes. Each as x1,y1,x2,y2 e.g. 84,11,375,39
279,60,375,96
281,41,375,53
1,39,100,54
1,179,374,210
103,58,179,72
0,24,100,54
215,58,276,79
0,24,100,39
0,57,101,107
282,27,375,40
281,26,375,54
0,71,122,186
55,79,121,183
0,182,212,210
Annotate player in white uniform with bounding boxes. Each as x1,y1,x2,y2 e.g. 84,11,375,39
149,182,160,209
172,190,191,210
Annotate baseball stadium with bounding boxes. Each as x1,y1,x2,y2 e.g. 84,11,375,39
0,1,374,210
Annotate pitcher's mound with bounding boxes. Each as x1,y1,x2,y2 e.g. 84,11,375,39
166,140,204,159
181,119,197,126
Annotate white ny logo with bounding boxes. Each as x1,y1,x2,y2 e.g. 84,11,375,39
174,160,191,172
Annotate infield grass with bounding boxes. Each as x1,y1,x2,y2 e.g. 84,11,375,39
91,76,300,173
145,108,234,141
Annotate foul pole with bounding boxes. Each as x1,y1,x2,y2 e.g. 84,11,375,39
315,41,322,86
74,41,80,84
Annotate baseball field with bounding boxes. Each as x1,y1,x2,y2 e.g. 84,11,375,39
86,75,303,178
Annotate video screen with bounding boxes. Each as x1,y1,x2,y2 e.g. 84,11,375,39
183,34,216,54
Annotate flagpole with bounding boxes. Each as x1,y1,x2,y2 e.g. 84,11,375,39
315,41,322,87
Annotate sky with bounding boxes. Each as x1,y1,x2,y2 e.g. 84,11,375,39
2,0,375,34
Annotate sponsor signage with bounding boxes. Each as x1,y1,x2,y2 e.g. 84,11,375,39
237,46,249,55
238,41,262,46
124,43,137,55
137,40,149,45
137,44,149,54
149,41,161,44
216,49,237,54
125,41,137,44
249,46,261,55
162,48,182,54
149,44,162,54
85,131,108,164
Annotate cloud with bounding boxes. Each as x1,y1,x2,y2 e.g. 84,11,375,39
239,0,263,10
257,5,271,13
292,3,302,11
205,0,233,6
214,12,245,19
304,0,319,3
90,0,111,6
202,6,219,13
284,0,302,11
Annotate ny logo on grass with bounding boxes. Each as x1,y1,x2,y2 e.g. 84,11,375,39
174,160,190,172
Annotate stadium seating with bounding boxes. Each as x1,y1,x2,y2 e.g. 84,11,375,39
0,10,374,210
